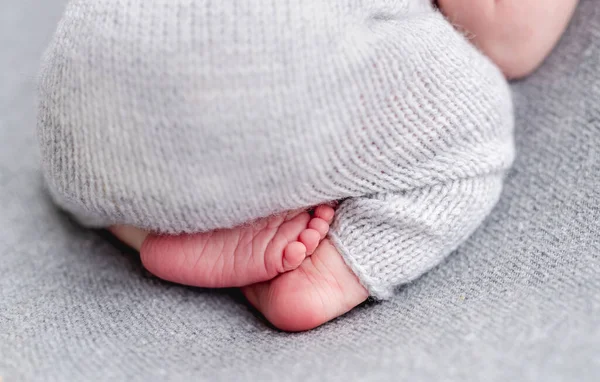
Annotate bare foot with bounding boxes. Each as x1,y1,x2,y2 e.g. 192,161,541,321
110,205,335,288
242,238,369,332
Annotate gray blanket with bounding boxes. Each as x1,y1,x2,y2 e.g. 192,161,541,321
1,0,599,381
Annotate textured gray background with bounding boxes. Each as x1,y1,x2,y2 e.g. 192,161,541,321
1,0,599,381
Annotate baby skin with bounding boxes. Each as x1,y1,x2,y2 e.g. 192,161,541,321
111,0,578,331
111,206,369,332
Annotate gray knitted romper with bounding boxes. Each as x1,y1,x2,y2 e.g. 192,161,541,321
38,0,515,298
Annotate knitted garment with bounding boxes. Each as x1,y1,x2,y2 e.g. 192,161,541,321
38,0,515,299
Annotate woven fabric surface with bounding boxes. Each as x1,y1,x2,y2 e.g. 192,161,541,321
37,0,514,298
1,0,599,381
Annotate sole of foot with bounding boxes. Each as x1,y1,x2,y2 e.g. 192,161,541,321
110,205,336,288
242,238,369,332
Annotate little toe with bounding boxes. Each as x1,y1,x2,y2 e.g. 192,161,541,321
308,218,330,239
299,229,321,255
283,241,307,271
314,205,335,224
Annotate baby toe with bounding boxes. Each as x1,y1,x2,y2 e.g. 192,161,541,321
314,205,335,224
242,239,369,332
299,228,321,255
308,218,330,239
282,241,307,271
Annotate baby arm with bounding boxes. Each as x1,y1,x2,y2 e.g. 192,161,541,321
437,0,579,78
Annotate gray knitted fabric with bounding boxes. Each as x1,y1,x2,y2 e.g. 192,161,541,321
37,0,514,299
3,0,600,381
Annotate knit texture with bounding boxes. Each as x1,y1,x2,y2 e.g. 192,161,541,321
37,0,514,299
3,0,600,381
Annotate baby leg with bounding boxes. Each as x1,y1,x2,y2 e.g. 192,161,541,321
244,175,505,332
111,205,335,288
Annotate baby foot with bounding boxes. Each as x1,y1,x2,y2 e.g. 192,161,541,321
242,238,369,332
110,205,335,288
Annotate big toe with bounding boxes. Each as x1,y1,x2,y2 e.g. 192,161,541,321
242,239,369,332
